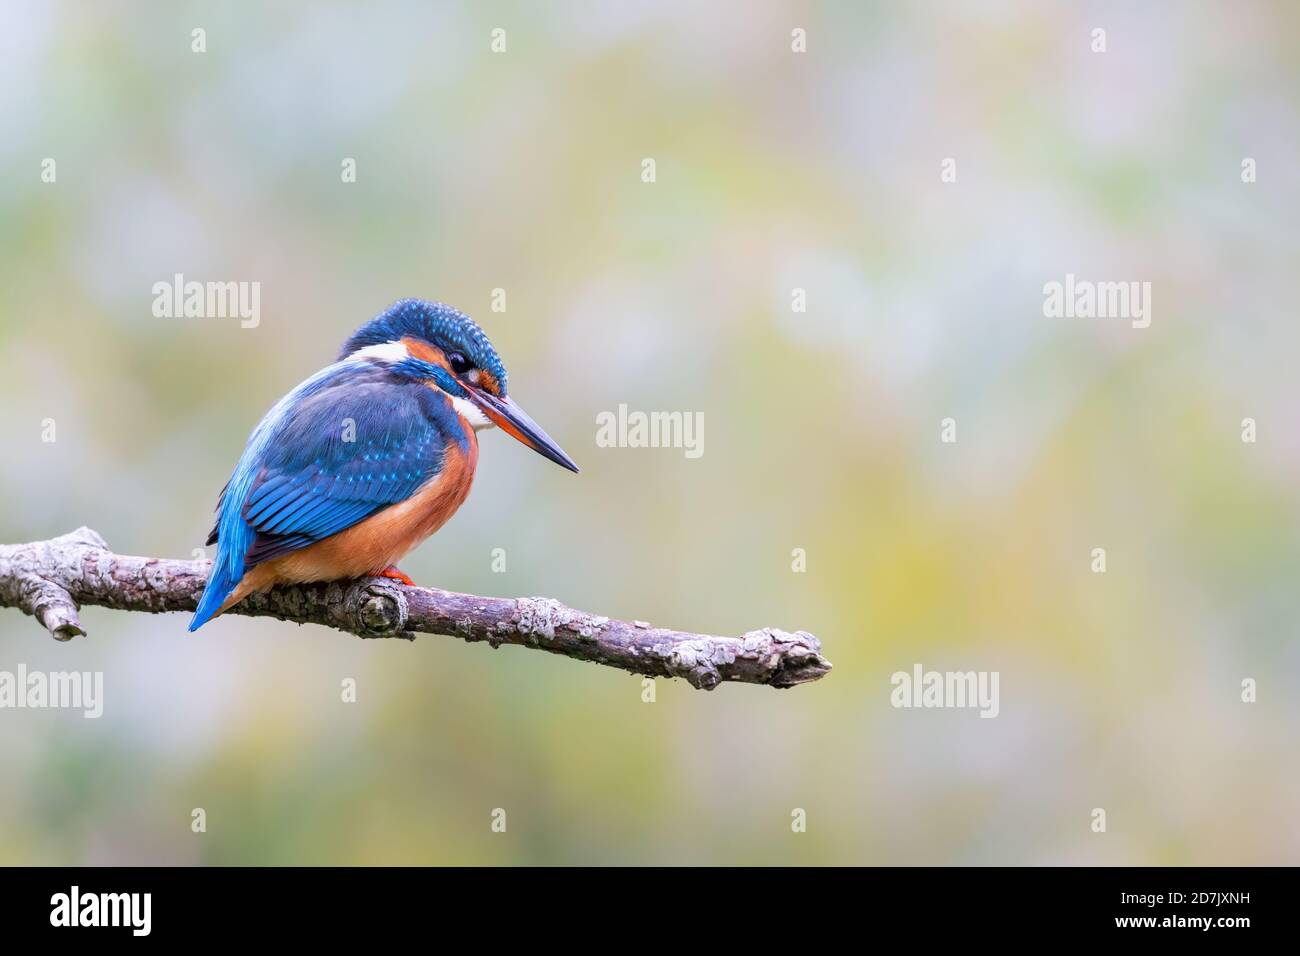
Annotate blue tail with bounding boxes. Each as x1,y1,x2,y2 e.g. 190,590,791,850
189,560,239,632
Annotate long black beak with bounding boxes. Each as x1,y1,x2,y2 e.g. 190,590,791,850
468,388,580,473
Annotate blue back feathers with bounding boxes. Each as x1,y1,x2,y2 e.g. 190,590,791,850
339,299,508,395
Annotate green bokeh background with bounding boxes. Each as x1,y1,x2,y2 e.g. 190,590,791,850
1,1,1297,865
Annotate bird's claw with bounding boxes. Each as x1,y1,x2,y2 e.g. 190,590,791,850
378,566,416,587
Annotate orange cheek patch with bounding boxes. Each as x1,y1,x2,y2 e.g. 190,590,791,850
473,370,501,395
401,337,451,370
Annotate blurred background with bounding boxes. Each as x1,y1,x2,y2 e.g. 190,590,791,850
1,0,1297,865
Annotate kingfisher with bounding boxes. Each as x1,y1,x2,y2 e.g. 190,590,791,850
188,298,578,631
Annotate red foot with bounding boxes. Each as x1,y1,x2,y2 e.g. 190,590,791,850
379,566,416,586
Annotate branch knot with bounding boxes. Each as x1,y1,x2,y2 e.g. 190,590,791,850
351,582,410,638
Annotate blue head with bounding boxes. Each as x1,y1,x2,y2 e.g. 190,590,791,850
341,299,578,472
340,299,507,394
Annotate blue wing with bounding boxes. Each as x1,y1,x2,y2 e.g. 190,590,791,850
191,362,462,630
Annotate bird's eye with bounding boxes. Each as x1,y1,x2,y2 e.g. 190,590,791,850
447,351,472,374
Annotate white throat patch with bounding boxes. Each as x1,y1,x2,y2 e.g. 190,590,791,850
451,394,494,431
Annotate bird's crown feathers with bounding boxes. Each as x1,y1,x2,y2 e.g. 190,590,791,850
340,298,508,394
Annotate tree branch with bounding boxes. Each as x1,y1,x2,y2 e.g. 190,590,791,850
0,527,830,691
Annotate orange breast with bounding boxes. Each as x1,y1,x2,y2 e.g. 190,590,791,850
221,428,479,611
